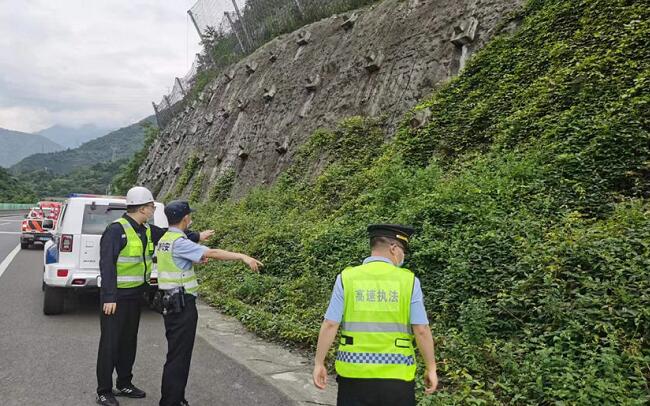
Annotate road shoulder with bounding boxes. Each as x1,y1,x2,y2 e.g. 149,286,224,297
196,301,337,406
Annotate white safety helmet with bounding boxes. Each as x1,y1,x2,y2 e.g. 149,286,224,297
125,186,154,206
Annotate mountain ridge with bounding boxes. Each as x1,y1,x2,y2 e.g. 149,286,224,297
0,128,63,168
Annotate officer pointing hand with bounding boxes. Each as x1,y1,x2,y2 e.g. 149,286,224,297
157,200,264,406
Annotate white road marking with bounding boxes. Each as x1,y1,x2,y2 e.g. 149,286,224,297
0,222,10,226
0,231,20,235
0,244,21,280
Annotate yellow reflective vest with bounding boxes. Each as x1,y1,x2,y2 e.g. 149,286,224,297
156,231,199,295
114,217,153,289
335,261,416,381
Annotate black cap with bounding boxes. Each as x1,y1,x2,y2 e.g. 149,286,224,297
367,224,415,250
164,200,194,224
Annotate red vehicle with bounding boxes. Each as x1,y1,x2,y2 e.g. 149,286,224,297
21,207,53,249
38,201,62,221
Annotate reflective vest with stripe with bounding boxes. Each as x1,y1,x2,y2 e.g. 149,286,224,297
335,261,416,381
156,231,199,295
114,218,153,289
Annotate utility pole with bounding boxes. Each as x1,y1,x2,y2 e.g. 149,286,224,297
231,0,253,50
225,11,247,53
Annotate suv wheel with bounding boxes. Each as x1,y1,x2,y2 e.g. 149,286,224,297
43,285,64,315
21,242,29,249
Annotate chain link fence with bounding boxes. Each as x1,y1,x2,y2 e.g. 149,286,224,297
154,0,379,128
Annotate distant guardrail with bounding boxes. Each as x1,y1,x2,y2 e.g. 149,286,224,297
0,203,34,211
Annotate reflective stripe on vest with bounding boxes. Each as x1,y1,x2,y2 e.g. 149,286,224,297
334,261,416,381
114,218,153,289
340,321,412,334
156,231,199,295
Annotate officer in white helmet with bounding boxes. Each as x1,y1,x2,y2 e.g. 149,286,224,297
95,187,214,406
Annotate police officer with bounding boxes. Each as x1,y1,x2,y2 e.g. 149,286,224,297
96,187,214,406
312,224,438,405
157,200,263,406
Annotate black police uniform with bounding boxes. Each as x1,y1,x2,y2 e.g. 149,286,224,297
158,201,199,406
96,213,200,397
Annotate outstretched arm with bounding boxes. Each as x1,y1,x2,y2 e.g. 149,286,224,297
202,249,263,272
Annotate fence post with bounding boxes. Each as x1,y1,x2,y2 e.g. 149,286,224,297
175,77,186,96
225,11,247,53
188,9,216,65
187,10,204,40
231,0,253,50
152,102,162,127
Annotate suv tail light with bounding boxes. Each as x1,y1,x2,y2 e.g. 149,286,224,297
57,269,69,277
60,234,73,252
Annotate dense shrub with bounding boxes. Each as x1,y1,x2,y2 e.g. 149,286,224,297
190,0,649,403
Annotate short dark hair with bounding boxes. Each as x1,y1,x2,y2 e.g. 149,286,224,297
370,236,405,250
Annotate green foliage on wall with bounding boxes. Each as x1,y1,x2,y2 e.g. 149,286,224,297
189,171,205,203
208,169,236,202
174,154,201,196
189,0,649,403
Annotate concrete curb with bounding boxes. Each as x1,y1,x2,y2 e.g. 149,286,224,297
196,300,337,405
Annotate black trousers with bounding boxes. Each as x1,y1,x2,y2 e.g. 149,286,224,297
336,376,416,406
96,298,142,395
160,295,198,406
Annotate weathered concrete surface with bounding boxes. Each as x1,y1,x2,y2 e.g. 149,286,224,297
196,301,338,405
140,0,524,200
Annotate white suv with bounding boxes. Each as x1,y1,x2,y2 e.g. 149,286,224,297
42,195,167,315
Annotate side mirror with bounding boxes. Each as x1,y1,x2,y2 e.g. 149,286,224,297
42,219,54,229
24,214,28,218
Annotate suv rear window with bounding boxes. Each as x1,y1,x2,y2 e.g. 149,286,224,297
82,204,126,235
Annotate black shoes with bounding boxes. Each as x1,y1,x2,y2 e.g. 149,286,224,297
115,384,146,398
96,393,119,406
180,400,190,406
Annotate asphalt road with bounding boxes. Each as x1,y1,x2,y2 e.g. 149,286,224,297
0,215,292,406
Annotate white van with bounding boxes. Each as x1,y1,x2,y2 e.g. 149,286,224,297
42,194,167,315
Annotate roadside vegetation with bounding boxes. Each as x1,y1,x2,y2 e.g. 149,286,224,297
0,167,36,203
190,0,649,403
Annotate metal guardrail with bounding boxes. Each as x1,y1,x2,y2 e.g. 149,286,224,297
0,203,34,211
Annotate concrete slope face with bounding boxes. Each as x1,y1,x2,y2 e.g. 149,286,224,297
139,0,523,200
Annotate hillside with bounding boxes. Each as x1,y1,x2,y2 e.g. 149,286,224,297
0,167,35,203
175,0,648,404
0,128,62,168
11,116,154,175
37,123,111,148
137,0,523,199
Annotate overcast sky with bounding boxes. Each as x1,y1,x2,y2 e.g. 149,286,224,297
0,0,237,133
